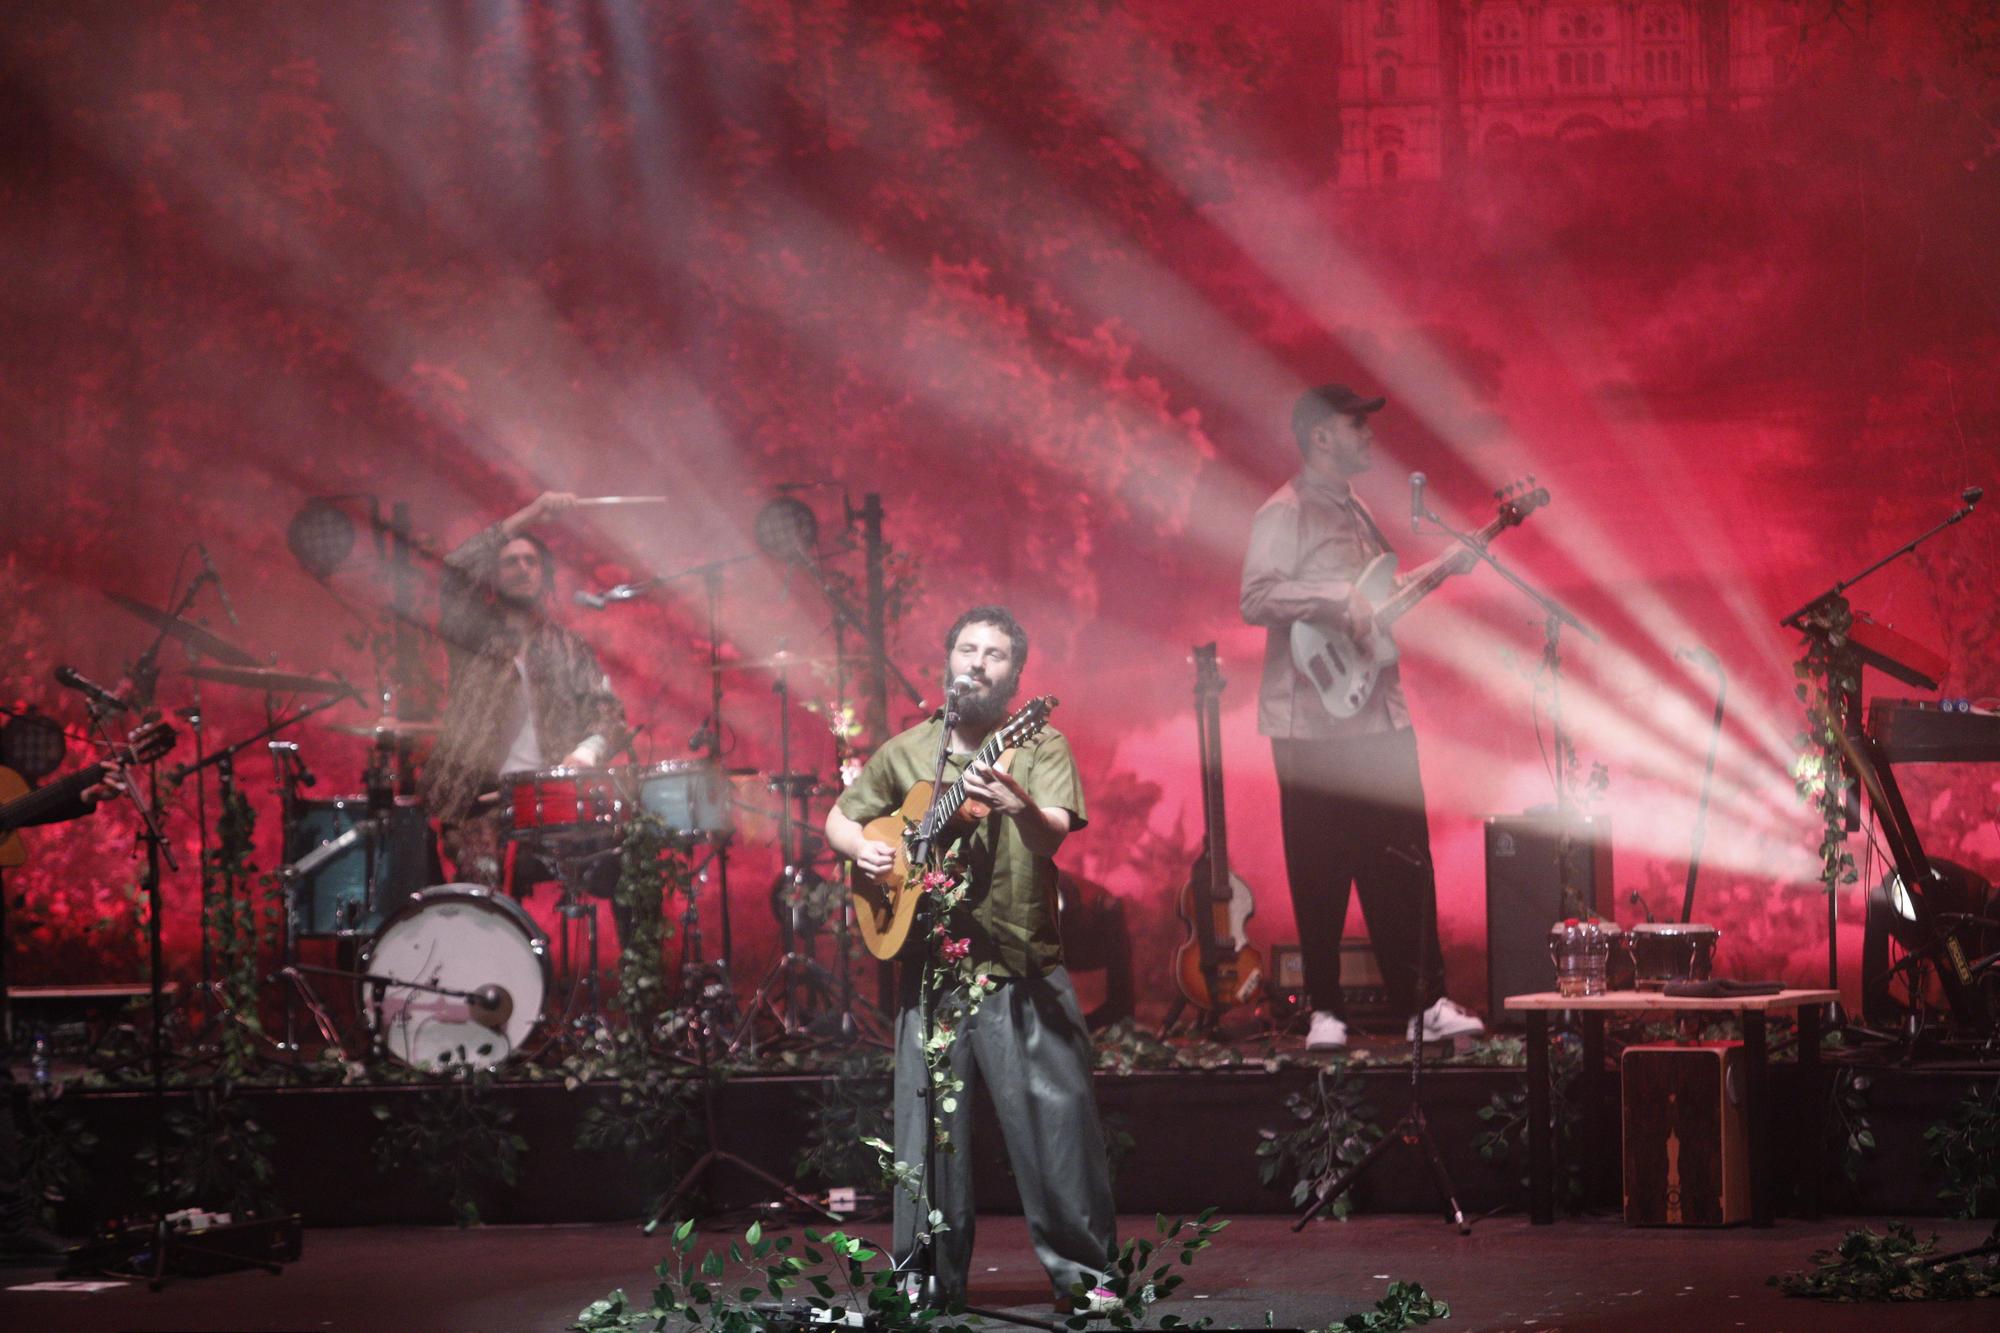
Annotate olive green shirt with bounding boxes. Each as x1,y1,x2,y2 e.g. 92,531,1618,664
836,713,1086,979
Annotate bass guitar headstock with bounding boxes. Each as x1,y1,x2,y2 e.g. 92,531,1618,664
1494,476,1551,527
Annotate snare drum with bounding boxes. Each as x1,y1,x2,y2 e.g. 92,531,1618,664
502,766,623,848
632,759,733,842
360,884,550,1071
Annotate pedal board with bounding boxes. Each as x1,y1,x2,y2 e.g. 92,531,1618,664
62,1211,303,1279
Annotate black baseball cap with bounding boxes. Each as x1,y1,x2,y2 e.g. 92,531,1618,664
1292,383,1387,446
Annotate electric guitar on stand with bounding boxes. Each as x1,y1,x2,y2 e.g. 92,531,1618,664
1172,644,1262,1017
1291,480,1549,719
852,695,1059,961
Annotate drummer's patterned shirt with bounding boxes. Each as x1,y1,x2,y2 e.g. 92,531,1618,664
835,712,1086,979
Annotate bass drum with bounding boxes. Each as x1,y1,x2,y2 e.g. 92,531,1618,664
360,884,550,1071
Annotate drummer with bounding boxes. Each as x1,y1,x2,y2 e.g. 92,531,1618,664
421,491,628,894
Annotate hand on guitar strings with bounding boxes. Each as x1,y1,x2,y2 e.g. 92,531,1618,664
851,836,897,879
1345,586,1377,638
962,760,1032,817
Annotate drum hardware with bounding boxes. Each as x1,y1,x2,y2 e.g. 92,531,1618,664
325,717,443,739
729,650,872,1054
709,651,871,675
183,664,355,697
105,590,261,671
545,842,625,1049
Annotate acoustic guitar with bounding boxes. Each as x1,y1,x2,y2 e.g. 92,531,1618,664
0,718,178,863
1172,644,1262,1013
1290,480,1549,719
851,695,1058,961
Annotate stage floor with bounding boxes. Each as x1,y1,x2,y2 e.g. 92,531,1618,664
3,1213,1994,1332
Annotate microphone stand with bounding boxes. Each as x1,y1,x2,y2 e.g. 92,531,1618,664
1679,652,1727,925
1296,841,1468,1235
1777,487,1984,633
79,708,283,1285
1776,488,1984,998
1415,491,1596,808
1417,488,1607,926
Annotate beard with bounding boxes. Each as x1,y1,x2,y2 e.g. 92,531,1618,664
954,672,1020,730
496,585,545,614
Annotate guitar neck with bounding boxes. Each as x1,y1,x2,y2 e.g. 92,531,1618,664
1376,511,1512,630
921,730,1011,837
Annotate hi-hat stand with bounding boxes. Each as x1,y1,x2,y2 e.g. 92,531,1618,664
730,654,866,1052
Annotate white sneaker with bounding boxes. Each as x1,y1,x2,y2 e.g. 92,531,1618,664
1305,1010,1349,1050
1408,997,1485,1042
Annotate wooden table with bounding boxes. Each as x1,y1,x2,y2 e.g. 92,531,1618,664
1502,989,1839,1226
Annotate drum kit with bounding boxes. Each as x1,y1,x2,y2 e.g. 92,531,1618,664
101,575,878,1077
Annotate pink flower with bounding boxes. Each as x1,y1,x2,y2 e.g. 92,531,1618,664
940,936,971,962
921,870,953,893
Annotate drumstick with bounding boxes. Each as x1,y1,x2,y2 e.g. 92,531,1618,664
574,495,670,507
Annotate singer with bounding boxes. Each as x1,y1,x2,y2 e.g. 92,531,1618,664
822,607,1116,1311
420,490,627,889
1239,384,1483,1052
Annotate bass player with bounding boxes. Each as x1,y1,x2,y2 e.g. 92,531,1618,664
1240,384,1484,1052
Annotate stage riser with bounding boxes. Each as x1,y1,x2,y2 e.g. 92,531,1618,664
20,1065,1984,1230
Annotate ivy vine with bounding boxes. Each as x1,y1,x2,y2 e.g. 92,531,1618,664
1792,597,1859,904
371,1062,527,1226
1255,1062,1384,1218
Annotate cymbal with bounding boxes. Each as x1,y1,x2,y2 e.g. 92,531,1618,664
711,651,869,675
326,717,443,740
186,664,354,697
105,593,260,667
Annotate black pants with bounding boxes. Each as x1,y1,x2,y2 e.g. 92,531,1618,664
1273,729,1445,1021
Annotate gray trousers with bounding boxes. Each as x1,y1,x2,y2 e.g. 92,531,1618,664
892,966,1116,1303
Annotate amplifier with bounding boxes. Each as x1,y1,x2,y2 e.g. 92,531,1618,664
1269,939,1396,1026
1621,1043,1749,1226
1484,814,1613,1019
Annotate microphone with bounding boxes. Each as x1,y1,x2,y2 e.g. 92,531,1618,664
1410,472,1427,533
574,584,642,611
54,665,131,715
947,674,978,698
1964,486,1984,507
1675,644,1720,670
194,542,241,626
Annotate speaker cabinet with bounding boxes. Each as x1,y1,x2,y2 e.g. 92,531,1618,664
1484,813,1613,1018
1621,1042,1750,1226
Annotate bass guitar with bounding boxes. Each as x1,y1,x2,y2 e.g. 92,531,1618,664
852,695,1058,961
0,719,178,863
1291,480,1549,719
1173,644,1262,1014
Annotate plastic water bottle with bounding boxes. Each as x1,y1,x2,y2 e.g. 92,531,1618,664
1548,918,1615,997
1550,920,1584,996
